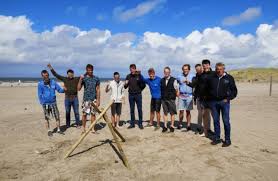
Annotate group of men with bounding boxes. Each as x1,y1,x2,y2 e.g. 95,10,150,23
37,59,237,147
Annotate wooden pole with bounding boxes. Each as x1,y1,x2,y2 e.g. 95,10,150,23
269,75,273,96
91,103,125,142
91,102,129,168
103,113,130,169
64,100,114,159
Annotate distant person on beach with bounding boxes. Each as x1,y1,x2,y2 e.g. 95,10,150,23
176,64,194,131
37,70,64,136
124,64,146,130
47,63,81,129
78,64,100,134
105,72,125,128
142,68,162,131
208,62,237,147
161,66,179,133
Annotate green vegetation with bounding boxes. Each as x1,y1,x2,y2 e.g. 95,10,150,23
228,68,278,82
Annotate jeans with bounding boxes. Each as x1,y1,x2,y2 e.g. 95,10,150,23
209,100,231,142
129,93,143,126
65,97,80,127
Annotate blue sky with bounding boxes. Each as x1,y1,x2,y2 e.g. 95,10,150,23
0,0,277,77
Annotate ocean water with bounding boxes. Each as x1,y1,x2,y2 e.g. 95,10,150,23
0,77,114,83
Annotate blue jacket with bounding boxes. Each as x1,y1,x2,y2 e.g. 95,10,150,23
38,79,64,105
143,76,161,99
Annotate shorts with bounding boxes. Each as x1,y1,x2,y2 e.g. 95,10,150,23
199,99,210,109
42,103,60,121
162,99,177,115
111,103,122,116
150,98,161,112
82,100,97,115
178,96,193,111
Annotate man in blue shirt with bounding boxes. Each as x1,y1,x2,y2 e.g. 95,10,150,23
38,70,65,136
143,68,162,131
177,64,194,131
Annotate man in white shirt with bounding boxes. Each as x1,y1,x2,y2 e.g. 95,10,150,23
105,72,125,128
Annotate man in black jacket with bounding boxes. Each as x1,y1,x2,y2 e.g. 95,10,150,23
124,64,146,129
208,62,237,147
189,60,213,137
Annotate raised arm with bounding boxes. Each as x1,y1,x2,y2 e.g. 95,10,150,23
47,63,66,81
77,75,84,91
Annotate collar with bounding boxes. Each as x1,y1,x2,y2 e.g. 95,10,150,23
217,72,227,79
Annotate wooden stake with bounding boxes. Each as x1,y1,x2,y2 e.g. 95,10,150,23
91,103,125,142
269,75,273,96
103,113,130,169
64,100,113,159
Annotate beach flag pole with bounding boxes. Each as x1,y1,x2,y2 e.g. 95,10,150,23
64,100,130,169
269,74,272,96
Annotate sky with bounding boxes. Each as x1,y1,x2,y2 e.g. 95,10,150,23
0,0,277,77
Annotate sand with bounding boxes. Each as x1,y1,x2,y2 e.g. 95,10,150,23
0,82,278,181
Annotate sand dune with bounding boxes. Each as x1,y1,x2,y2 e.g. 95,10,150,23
0,83,278,181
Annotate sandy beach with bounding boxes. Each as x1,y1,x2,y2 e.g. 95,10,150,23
0,82,278,181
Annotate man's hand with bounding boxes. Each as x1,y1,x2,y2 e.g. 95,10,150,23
47,63,53,70
223,99,228,103
80,74,84,80
125,80,129,85
63,84,67,91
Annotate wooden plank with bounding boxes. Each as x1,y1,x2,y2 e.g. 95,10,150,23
64,100,114,158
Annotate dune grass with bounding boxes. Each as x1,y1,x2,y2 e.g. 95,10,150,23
228,68,278,82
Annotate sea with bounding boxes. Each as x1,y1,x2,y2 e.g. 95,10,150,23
0,77,114,83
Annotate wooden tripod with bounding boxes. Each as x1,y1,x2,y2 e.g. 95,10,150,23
64,100,130,169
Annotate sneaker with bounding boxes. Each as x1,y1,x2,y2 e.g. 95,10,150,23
57,130,65,135
186,126,191,131
139,125,144,130
199,133,206,137
47,130,53,137
145,123,153,128
170,127,175,132
208,129,214,135
162,127,168,133
222,141,231,147
211,139,222,145
154,126,160,131
127,125,135,129
176,124,182,130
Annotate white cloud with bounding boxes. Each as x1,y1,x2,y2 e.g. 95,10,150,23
222,7,262,26
113,0,166,22
0,15,278,76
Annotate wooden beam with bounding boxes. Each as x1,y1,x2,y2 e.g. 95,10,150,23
91,103,125,142
64,100,114,159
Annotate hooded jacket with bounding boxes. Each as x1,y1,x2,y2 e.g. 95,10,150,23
38,79,64,105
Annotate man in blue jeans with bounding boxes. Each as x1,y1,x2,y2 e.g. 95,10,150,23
207,62,237,147
124,64,146,130
47,63,81,128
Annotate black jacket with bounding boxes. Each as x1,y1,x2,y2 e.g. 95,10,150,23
188,70,215,100
207,73,237,101
124,73,145,94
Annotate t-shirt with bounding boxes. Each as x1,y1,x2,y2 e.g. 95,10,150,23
82,75,100,101
143,76,161,99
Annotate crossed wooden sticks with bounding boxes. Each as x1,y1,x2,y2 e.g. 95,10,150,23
64,100,130,169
